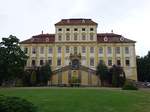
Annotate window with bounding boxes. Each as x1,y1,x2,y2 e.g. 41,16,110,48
57,58,61,66
24,47,28,54
40,47,44,54
90,28,94,31
90,58,94,66
48,47,53,54
82,34,86,40
125,47,129,54
32,60,36,66
66,34,70,41
107,47,112,54
82,47,86,53
74,28,78,31
58,35,62,41
117,59,121,66
125,58,130,66
74,34,77,40
40,60,44,65
116,47,120,54
90,33,94,40
66,28,70,31
48,59,52,65
90,47,94,53
66,47,69,53
82,28,85,31
108,59,112,66
58,47,61,53
58,28,62,31
32,47,36,54
74,47,77,53
99,47,103,54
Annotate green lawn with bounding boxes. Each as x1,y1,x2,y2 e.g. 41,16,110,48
0,87,150,112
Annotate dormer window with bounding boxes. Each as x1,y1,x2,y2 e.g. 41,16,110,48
46,38,49,42
82,19,85,23
120,36,124,41
104,36,108,42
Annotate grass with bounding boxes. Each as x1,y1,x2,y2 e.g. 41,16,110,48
0,87,150,112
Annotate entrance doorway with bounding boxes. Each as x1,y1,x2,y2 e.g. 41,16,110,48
70,70,81,87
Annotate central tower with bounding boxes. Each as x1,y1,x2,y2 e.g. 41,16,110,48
55,18,98,43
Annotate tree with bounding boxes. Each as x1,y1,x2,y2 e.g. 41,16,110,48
137,51,150,82
30,71,37,86
0,95,38,112
37,63,52,86
96,61,109,86
109,65,126,87
22,70,31,86
0,35,28,85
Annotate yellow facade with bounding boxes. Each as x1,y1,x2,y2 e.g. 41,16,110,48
20,19,137,86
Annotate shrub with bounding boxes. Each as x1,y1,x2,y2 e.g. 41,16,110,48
15,78,24,87
0,95,38,112
122,80,138,90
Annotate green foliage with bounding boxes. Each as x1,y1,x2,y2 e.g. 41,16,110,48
15,78,23,87
96,61,109,86
37,63,52,86
1,88,150,112
0,95,37,112
0,35,28,85
137,51,150,82
122,80,138,90
22,70,31,86
30,71,37,86
109,65,126,87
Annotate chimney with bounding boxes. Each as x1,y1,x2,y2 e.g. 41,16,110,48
41,30,43,34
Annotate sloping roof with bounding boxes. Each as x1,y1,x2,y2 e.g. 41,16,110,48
20,33,135,44
55,18,98,26
20,34,55,44
97,33,136,43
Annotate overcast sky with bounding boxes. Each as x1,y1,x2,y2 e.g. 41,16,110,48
0,0,150,56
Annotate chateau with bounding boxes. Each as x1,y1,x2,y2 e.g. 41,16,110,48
20,18,137,86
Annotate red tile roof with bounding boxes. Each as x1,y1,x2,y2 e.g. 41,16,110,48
20,33,135,44
20,34,55,44
55,18,98,26
97,33,136,43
